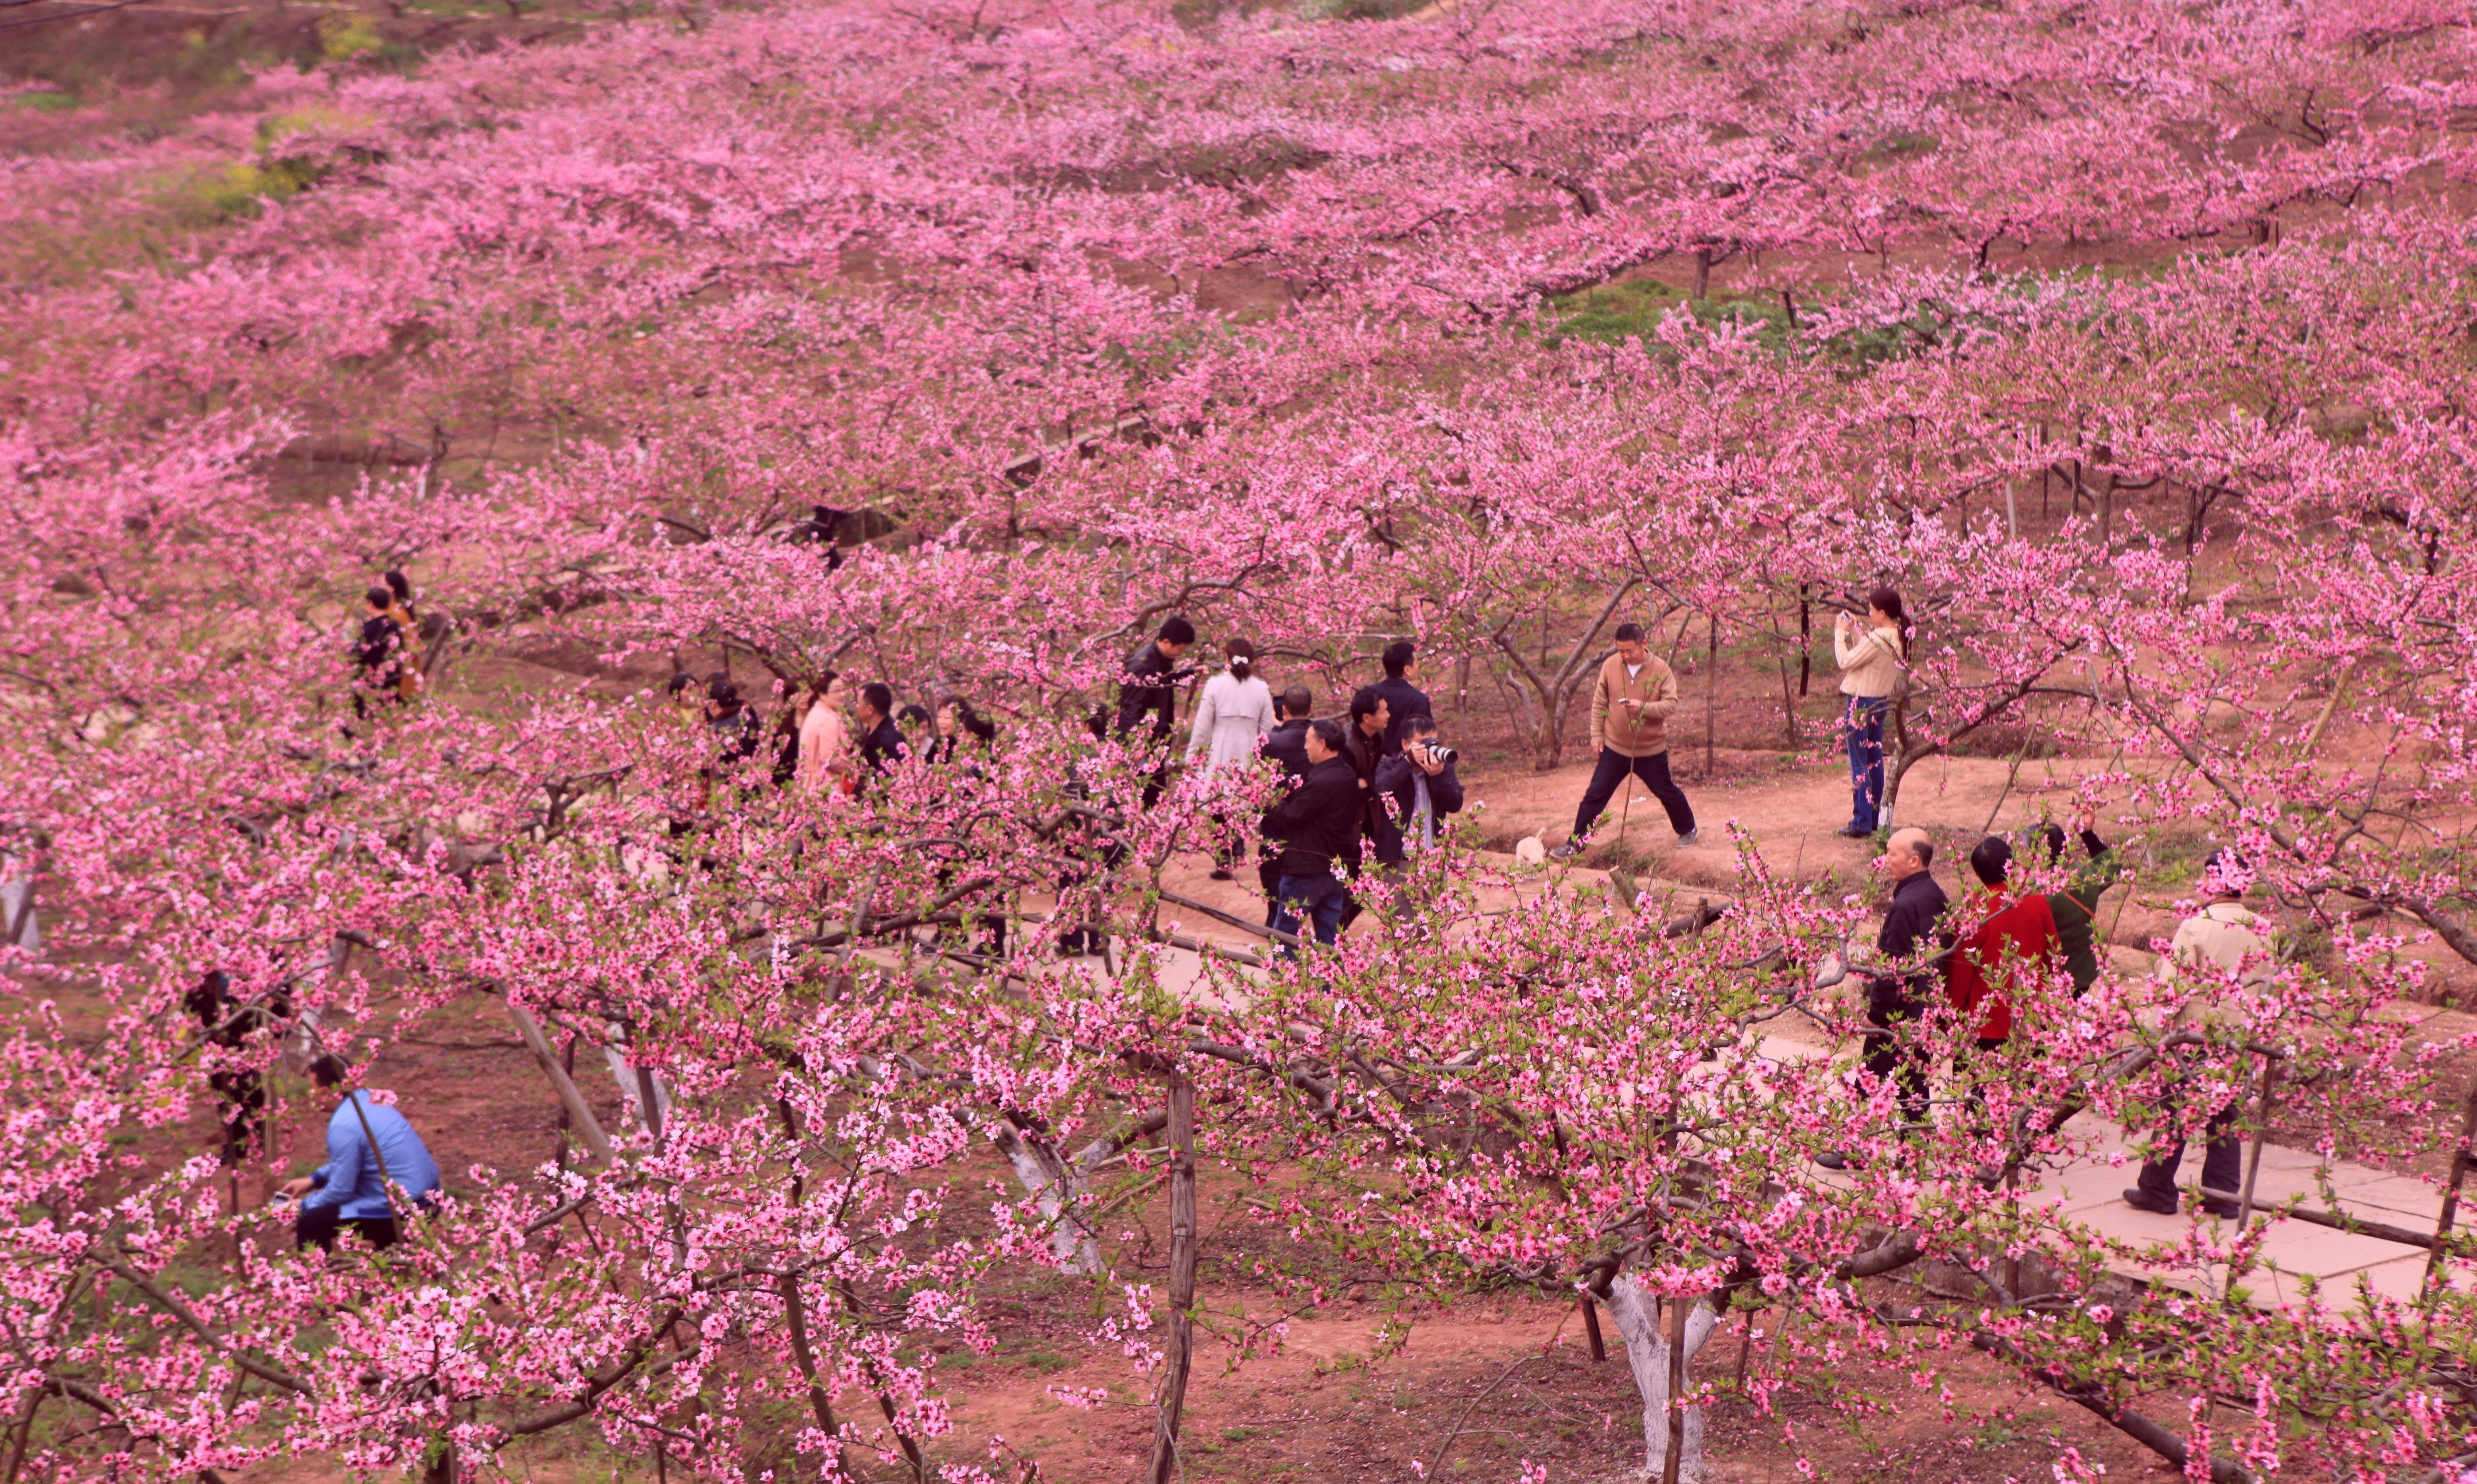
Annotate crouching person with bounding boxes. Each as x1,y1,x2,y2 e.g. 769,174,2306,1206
281,1054,442,1252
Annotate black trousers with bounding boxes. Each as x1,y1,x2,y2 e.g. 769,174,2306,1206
296,1204,400,1252
2137,1099,2244,1205
1573,749,1695,839
1861,975,1930,1125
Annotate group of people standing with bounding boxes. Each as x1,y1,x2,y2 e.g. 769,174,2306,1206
1829,820,2272,1220
1109,620,1466,952
667,668,995,802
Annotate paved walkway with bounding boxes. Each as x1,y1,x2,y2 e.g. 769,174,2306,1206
1085,862,2469,1312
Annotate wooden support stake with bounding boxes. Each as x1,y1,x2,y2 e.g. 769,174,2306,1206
1147,1073,1198,1484
2424,1080,2477,1297
506,999,614,1165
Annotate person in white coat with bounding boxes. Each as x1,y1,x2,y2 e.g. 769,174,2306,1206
1186,638,1277,879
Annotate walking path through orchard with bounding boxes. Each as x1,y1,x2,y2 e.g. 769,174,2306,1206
1040,830,2475,1315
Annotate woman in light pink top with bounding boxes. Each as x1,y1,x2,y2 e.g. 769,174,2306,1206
794,672,854,795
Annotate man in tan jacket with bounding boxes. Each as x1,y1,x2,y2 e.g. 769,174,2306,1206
1551,622,1699,858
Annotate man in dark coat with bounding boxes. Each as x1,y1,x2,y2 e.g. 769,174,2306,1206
1256,686,1316,923
1113,616,1195,808
1372,715,1464,862
854,682,908,779
1369,639,1432,755
1818,826,1951,1170
1112,616,1196,742
1261,720,1360,955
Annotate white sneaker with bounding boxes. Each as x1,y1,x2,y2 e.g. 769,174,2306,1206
1548,841,1583,860
1676,829,1700,847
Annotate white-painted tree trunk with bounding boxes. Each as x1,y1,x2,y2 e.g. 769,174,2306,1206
604,1041,675,1130
989,1123,1132,1276
1,851,38,952
1603,1276,1719,1483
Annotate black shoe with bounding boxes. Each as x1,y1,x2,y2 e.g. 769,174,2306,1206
1209,868,1235,882
2121,1187,2178,1216
1816,1151,1864,1172
1837,825,1871,839
2198,1199,2244,1220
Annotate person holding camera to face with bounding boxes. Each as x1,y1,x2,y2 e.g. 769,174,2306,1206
1372,715,1463,861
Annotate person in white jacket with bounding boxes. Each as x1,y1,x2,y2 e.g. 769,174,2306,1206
1186,638,1277,879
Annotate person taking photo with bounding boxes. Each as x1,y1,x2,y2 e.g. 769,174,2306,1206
1834,587,1908,838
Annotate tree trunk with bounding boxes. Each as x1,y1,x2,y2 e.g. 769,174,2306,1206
1147,1076,1198,1484
1605,1276,1717,1483
1704,615,1719,777
505,1000,615,1164
1797,587,1811,698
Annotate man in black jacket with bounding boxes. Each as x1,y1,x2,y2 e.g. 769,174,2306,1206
1260,686,1314,782
1112,616,1196,742
1369,639,1432,754
1340,687,1396,866
1818,826,1950,1170
1113,616,1195,808
854,682,908,779
1261,720,1359,955
1256,687,1316,923
1373,715,1463,861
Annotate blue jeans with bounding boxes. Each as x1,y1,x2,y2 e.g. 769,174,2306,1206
1844,696,1888,833
1272,874,1347,957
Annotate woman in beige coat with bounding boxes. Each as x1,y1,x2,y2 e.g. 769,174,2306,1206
1833,587,1907,837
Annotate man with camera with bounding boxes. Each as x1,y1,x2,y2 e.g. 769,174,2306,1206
1373,715,1463,861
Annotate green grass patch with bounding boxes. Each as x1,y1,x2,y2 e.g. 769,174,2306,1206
11,90,81,114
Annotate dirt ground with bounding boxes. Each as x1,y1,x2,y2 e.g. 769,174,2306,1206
209,991,2190,1484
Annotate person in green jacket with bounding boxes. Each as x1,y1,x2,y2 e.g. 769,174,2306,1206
2033,816,2121,995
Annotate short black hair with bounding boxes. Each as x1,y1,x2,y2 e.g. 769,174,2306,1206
1382,639,1415,678
2035,823,2067,865
1279,685,1313,719
897,703,932,726
1158,616,1196,645
666,672,696,696
1970,835,2014,888
1349,685,1387,727
860,681,894,716
308,1053,350,1088
704,675,741,708
1307,718,1345,753
1912,838,1936,870
366,586,395,611
1405,714,1439,738
1614,622,1644,643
